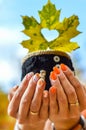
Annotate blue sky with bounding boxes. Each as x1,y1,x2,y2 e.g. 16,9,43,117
0,0,86,92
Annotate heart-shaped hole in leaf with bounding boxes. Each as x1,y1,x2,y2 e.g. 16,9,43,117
41,28,59,42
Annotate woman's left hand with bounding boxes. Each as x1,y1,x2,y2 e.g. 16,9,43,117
8,73,49,130
49,64,86,130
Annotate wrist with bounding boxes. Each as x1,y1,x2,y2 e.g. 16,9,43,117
72,109,86,130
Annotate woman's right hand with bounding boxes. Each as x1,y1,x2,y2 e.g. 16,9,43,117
49,64,86,130
8,72,49,130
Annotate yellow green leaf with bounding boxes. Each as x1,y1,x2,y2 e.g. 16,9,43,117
21,0,81,53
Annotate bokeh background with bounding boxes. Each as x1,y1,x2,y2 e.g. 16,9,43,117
0,0,86,129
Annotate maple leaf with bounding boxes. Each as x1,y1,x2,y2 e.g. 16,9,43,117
21,0,81,52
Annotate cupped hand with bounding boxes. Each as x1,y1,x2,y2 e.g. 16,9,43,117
49,64,86,130
8,72,49,130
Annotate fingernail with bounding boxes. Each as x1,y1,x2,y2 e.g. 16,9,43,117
50,86,57,94
26,72,34,80
60,63,67,71
33,73,40,83
53,66,60,74
43,91,48,98
37,78,45,86
50,71,57,80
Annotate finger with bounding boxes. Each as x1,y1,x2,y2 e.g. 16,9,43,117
61,64,86,109
49,86,58,116
59,64,80,113
18,73,40,122
40,90,49,119
8,85,19,102
8,72,34,118
69,102,80,115
58,69,78,105
59,70,79,113
50,71,68,114
30,78,46,116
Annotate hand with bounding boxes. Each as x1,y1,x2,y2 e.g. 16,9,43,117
49,64,86,130
8,72,49,130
